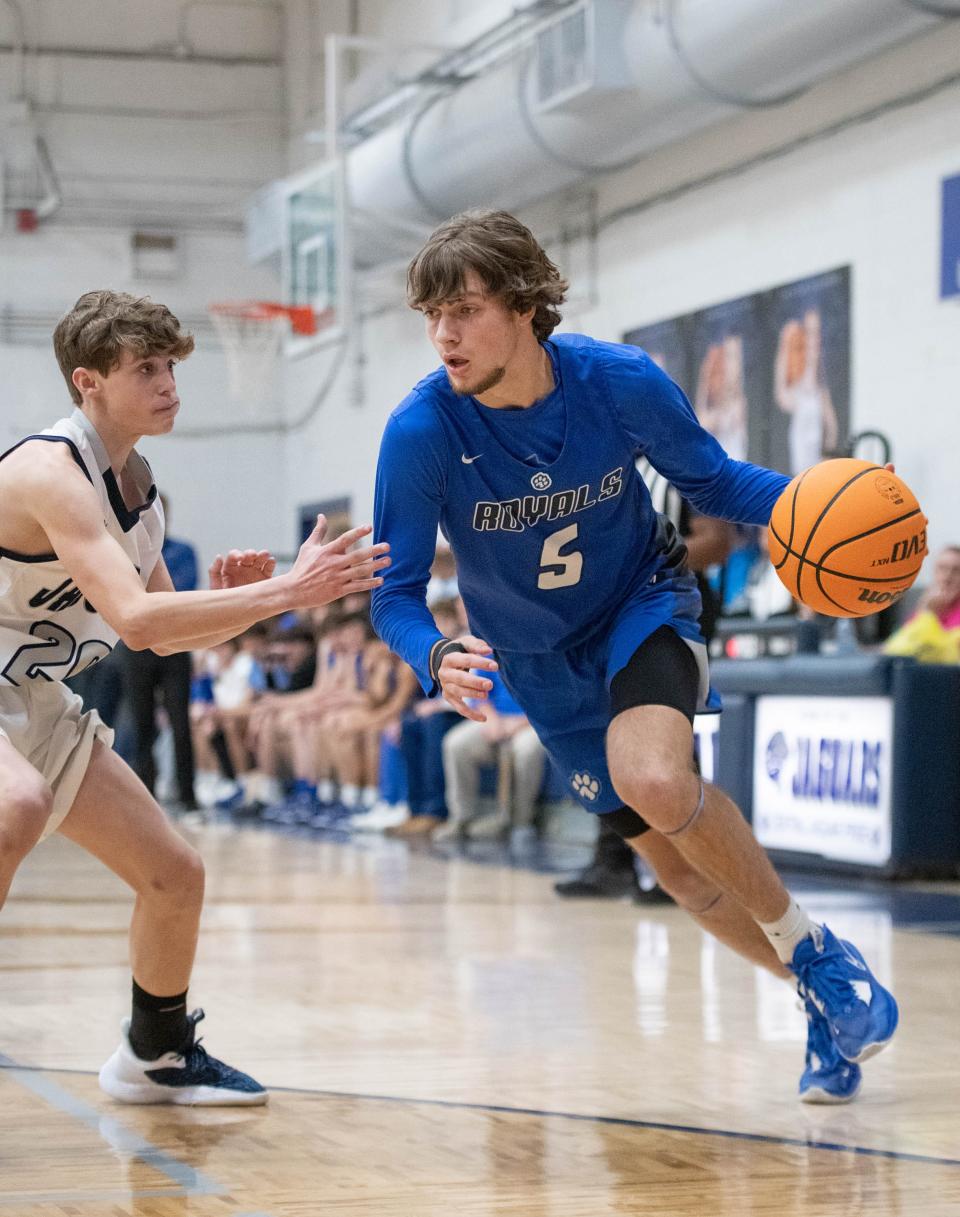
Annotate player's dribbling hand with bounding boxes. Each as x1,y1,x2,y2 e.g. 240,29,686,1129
438,634,498,723
288,514,391,607
209,549,277,589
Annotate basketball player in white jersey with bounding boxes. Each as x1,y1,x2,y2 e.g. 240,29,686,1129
0,290,390,1105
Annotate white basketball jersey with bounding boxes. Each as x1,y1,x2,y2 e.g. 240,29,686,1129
0,410,164,687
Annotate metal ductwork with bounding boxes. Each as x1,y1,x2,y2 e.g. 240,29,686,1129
342,0,947,262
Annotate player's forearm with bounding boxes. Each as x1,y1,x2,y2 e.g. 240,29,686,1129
117,576,295,651
684,459,790,528
154,625,254,655
371,421,448,691
370,585,443,693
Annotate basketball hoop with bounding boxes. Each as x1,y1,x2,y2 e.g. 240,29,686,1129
208,301,318,415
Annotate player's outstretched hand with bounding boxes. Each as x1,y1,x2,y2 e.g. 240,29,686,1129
210,549,277,589
439,634,498,723
287,514,391,608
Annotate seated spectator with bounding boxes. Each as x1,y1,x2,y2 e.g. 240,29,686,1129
190,625,268,809
315,614,388,813
262,621,318,693
882,544,960,664
386,598,464,838
240,620,321,811
426,542,458,606
343,642,419,829
435,669,546,846
915,545,960,628
255,611,371,821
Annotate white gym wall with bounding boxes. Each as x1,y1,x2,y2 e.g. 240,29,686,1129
0,0,337,563
3,3,959,568
279,7,960,560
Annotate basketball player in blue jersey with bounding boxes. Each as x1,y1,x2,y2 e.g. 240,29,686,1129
0,290,389,1105
372,210,897,1104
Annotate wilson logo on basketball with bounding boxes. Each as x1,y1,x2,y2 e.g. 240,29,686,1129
857,587,907,606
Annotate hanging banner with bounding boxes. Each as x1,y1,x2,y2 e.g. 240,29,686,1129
941,173,960,301
624,267,851,477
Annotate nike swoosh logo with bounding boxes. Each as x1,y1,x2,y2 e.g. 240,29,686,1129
461,453,482,464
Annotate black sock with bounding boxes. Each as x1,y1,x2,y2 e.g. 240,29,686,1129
209,729,236,781
129,980,190,1060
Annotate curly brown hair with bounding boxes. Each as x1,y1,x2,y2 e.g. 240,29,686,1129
407,210,568,341
54,290,195,405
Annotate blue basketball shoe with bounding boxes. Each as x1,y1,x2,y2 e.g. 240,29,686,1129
788,924,898,1064
799,998,862,1104
99,1010,267,1106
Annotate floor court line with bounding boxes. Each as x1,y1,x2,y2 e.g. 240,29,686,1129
0,1053,229,1199
4,1061,957,1173
268,1085,960,1170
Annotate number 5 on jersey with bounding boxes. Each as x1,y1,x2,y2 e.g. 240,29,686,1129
538,523,583,590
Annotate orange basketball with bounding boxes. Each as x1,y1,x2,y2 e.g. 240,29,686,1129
768,458,927,617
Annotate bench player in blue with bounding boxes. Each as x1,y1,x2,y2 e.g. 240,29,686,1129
371,210,897,1104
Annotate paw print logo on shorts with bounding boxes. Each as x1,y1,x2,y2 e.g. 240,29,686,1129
571,771,601,802
531,471,552,491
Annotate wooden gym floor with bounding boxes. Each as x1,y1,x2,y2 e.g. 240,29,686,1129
1,819,958,1216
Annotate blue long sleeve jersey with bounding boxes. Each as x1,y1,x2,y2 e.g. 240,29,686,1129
372,333,789,692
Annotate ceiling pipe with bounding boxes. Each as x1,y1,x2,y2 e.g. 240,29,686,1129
333,0,944,263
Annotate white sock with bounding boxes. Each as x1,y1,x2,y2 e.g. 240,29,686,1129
340,783,359,808
318,778,335,802
361,785,378,808
759,899,816,965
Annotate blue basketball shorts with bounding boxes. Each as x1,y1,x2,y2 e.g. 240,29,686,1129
494,568,713,815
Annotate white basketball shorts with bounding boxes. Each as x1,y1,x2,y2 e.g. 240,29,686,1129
0,679,113,839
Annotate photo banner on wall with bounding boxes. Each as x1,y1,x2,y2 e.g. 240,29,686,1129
623,267,850,476
942,173,960,300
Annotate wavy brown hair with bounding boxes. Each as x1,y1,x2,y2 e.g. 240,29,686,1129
54,290,195,405
407,210,568,341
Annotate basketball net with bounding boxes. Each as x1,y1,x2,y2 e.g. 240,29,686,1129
208,301,316,423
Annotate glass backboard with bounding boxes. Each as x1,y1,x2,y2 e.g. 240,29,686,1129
282,159,348,354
